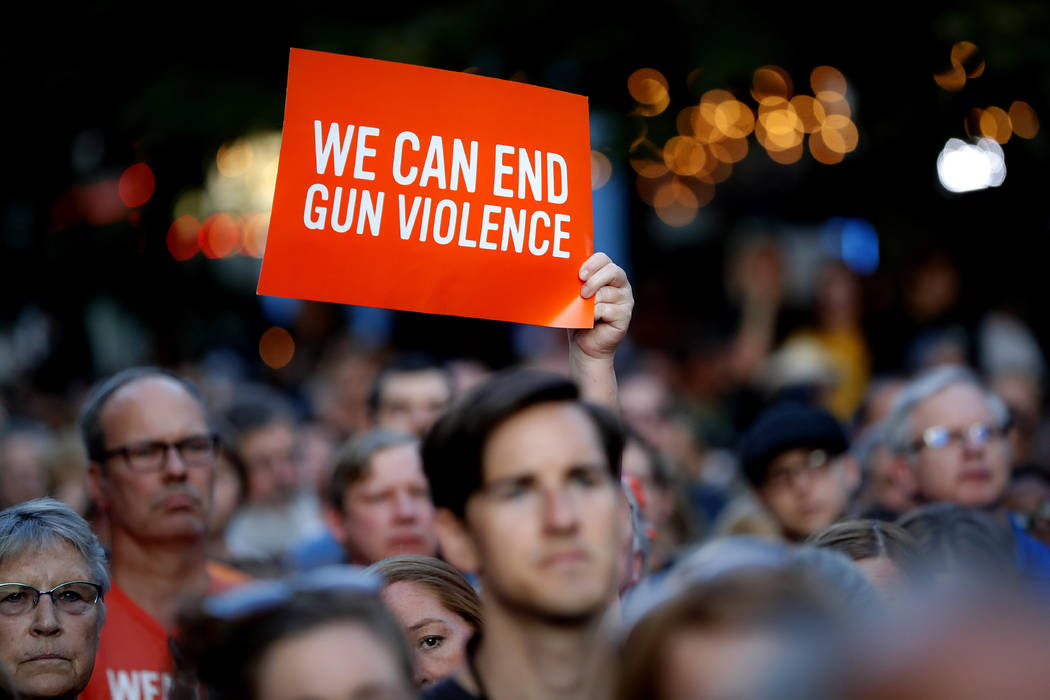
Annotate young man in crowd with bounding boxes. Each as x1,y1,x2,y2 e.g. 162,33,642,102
885,365,1050,583
369,354,455,438
420,254,632,699
78,368,245,700
423,370,626,700
739,401,859,542
324,429,438,565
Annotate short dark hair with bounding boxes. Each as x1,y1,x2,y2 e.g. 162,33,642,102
78,367,208,466
367,353,453,416
174,586,413,700
897,503,1016,581
224,384,297,449
421,369,625,519
326,429,419,511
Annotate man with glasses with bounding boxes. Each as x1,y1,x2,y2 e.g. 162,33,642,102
739,401,859,542
77,368,245,700
885,365,1050,586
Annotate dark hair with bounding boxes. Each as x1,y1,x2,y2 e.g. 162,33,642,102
327,429,419,511
174,588,414,700
223,384,297,450
808,519,920,573
367,353,453,416
897,503,1016,581
78,367,208,466
367,554,482,631
422,369,625,519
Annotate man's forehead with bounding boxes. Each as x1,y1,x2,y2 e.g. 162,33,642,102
914,382,993,427
381,370,449,399
100,375,207,436
354,444,425,489
479,402,606,482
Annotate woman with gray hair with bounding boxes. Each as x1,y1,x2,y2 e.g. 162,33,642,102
0,498,108,700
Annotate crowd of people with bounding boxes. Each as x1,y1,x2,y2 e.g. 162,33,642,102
2,249,1050,700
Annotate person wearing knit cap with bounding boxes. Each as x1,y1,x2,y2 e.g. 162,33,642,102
739,401,859,541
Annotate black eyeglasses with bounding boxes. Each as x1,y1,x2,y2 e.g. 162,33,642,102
203,565,382,620
103,434,220,472
0,582,103,616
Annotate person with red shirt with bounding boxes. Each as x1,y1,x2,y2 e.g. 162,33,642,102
77,368,248,700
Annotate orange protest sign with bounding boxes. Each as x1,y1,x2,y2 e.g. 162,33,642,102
257,48,595,328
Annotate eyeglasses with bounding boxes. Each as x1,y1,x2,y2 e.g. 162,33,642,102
103,434,219,472
911,423,1006,452
0,582,103,616
204,565,381,620
764,449,833,490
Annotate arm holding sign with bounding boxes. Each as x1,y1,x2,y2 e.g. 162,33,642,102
569,252,634,411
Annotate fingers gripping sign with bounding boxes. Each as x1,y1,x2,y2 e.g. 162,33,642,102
569,252,634,409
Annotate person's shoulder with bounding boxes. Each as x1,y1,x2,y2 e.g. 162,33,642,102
423,677,478,700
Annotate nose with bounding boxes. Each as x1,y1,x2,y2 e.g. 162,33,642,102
542,488,579,533
393,490,419,521
31,596,62,637
161,445,189,478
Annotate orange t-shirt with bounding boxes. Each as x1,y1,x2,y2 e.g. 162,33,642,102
81,562,249,700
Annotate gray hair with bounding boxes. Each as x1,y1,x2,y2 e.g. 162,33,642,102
0,498,109,594
884,366,1009,455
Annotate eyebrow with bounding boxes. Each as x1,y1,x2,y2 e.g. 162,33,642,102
408,617,447,632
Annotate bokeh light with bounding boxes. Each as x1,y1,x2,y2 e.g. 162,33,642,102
791,95,826,133
933,65,967,92
820,115,859,153
663,136,707,176
259,326,295,369
979,106,1012,144
241,212,270,258
810,66,846,101
936,138,1006,193
166,215,201,261
751,66,793,103
591,150,613,190
1008,101,1039,139
697,158,733,184
629,139,670,178
708,137,748,164
629,68,671,116
118,163,155,208
199,213,240,258
765,141,804,164
951,41,985,78
653,177,708,227
217,141,254,177
964,108,984,139
809,132,845,165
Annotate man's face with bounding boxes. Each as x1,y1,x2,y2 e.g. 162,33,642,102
0,541,101,700
464,401,621,623
240,421,299,505
760,448,857,540
90,376,214,544
334,444,437,565
910,383,1010,508
375,371,451,438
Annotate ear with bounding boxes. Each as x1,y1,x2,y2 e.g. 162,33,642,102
434,508,480,574
323,505,348,545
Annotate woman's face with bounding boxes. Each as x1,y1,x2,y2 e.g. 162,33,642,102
0,541,102,700
255,621,414,700
381,580,474,687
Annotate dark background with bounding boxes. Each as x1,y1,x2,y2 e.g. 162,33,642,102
3,0,1047,390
